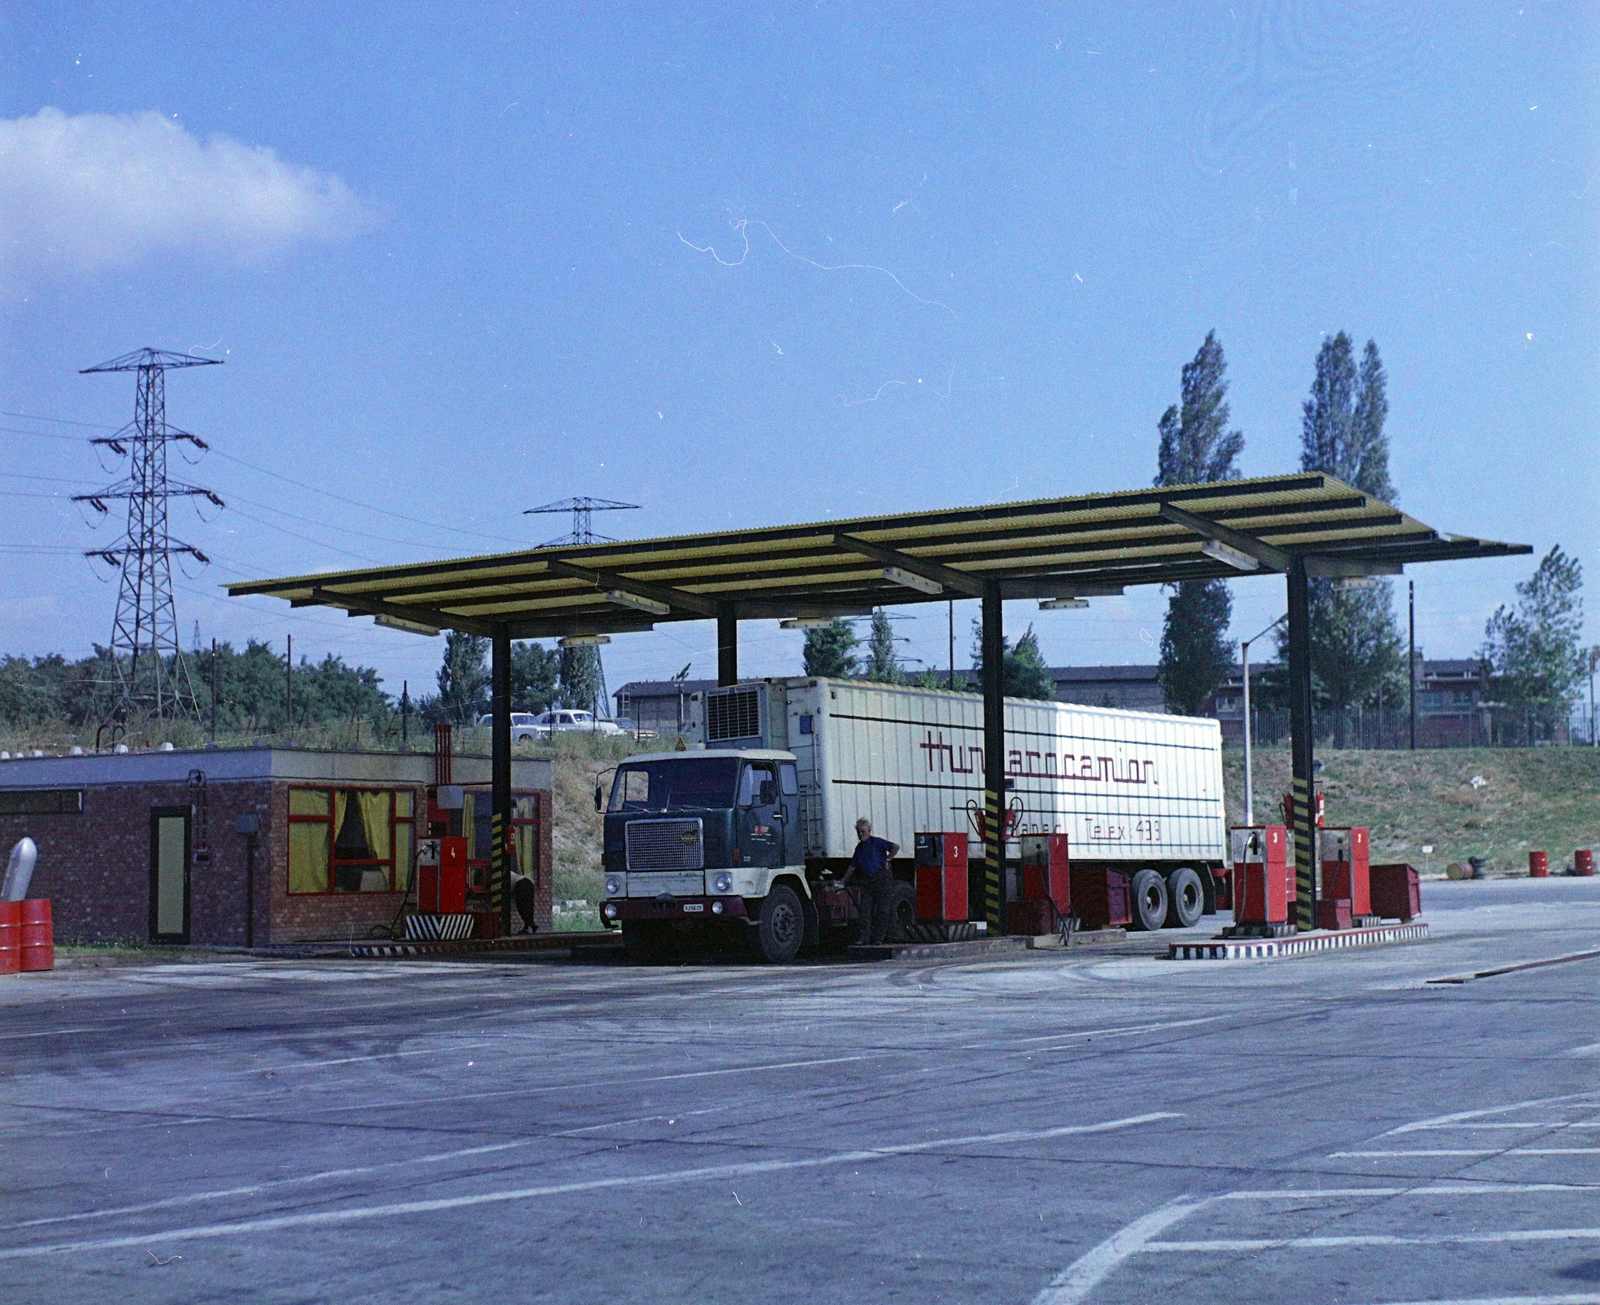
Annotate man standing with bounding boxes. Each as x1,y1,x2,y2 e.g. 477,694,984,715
846,817,900,946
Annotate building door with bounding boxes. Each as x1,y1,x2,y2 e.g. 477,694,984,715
150,806,191,944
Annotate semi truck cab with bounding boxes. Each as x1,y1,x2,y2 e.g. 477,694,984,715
600,748,818,962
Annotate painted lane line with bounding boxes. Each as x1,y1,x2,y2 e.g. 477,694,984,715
1002,1015,1227,1049
0,1027,111,1041
0,1111,1181,1261
1334,1296,1600,1305
0,1106,733,1233
1144,1227,1600,1253
1031,1196,1212,1305
1426,947,1600,984
1218,1182,1600,1200
1384,1092,1600,1136
1333,1148,1600,1158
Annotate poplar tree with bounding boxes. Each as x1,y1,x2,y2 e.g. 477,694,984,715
1482,545,1585,740
802,618,859,678
1285,332,1404,739
1155,331,1244,716
436,632,489,723
862,609,905,684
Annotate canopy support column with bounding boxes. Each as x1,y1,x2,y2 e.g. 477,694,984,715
717,602,738,687
1286,559,1316,930
981,580,1007,933
491,623,513,937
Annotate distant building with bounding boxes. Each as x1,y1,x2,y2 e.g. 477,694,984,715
612,679,717,736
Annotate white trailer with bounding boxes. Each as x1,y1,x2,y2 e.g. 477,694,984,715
685,678,1226,871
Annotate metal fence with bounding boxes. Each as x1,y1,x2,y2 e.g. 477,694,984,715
1235,706,1600,750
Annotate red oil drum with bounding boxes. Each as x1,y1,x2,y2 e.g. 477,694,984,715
1529,850,1549,878
20,899,52,972
0,901,20,975
1575,850,1595,878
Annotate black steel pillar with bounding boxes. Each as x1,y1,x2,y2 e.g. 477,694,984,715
717,601,738,687
1408,580,1417,751
1286,559,1316,930
491,624,513,936
981,580,1008,933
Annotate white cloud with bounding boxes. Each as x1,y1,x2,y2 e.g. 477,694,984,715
0,107,374,274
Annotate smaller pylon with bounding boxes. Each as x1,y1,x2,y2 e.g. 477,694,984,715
524,496,638,548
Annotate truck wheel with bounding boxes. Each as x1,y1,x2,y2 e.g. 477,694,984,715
750,885,804,963
1129,869,1168,932
886,881,917,942
622,921,668,963
1165,867,1204,929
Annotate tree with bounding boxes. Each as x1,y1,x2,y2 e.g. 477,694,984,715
803,618,859,678
1283,333,1405,739
1481,545,1585,740
968,621,1056,700
861,609,904,684
558,645,602,715
510,641,560,713
436,632,489,723
1155,331,1244,716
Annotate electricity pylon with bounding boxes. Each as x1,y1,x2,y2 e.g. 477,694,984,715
74,349,225,722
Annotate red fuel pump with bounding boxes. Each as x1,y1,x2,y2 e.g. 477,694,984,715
1226,825,1294,938
913,832,969,923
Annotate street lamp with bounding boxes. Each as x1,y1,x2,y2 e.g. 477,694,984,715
1241,614,1287,827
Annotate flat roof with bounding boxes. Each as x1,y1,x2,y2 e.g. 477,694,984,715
228,473,1530,637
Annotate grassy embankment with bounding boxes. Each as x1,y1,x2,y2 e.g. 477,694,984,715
1225,745,1600,876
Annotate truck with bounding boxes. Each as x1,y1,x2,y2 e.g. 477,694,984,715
598,677,1227,962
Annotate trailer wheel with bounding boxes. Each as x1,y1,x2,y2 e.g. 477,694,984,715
1164,867,1204,929
886,881,917,942
1129,869,1168,932
751,885,804,963
622,920,669,963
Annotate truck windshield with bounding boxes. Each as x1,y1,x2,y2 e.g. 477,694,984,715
609,758,740,812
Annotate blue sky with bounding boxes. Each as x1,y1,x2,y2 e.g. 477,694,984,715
2,3,1595,701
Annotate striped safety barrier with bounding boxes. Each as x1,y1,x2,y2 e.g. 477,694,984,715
403,913,475,941
1169,921,1430,961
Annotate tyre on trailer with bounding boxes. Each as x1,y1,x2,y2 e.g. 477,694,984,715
750,884,805,963
1128,869,1168,932
885,880,917,942
622,920,669,964
1164,867,1204,929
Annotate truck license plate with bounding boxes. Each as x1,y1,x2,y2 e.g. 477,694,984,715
682,903,704,913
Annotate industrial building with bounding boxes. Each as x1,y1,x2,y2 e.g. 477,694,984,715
0,747,551,946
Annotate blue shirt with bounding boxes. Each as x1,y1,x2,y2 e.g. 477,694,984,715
851,835,895,877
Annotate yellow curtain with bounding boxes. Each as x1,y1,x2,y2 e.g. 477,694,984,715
288,822,329,894
393,822,413,893
357,791,391,864
289,788,329,817
463,791,477,860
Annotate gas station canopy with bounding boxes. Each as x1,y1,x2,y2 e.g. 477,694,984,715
229,471,1527,637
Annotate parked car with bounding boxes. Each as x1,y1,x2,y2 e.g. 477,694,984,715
474,712,551,740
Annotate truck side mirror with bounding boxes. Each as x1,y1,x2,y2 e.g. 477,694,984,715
594,783,604,812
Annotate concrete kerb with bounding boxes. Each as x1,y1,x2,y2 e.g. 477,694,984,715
1168,921,1431,961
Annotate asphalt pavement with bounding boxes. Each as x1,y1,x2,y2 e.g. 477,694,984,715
1,875,1597,1305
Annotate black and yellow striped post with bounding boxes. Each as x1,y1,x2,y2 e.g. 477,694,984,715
1285,558,1317,930
491,623,513,937
981,580,1008,932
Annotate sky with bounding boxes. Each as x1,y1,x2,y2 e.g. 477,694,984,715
2,3,1595,704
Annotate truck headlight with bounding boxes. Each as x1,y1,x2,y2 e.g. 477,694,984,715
712,872,733,894
605,876,622,898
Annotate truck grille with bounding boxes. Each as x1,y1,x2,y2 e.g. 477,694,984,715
625,818,705,871
706,688,762,742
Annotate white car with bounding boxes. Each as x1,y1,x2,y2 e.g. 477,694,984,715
474,712,551,740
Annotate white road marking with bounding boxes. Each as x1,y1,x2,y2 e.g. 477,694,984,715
1384,1092,1600,1136
1031,1196,1212,1305
0,1111,1181,1261
0,1027,109,1040
1568,1043,1600,1057
1004,1015,1227,1049
1218,1183,1600,1200
1334,1148,1600,1158
1337,1296,1600,1305
1145,1227,1600,1252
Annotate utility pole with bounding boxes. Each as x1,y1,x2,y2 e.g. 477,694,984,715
1408,580,1417,751
209,638,218,743
401,680,410,747
285,633,293,728
74,348,224,722
948,600,955,688
1240,613,1286,828
525,496,641,716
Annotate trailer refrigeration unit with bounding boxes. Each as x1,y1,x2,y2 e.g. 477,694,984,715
597,678,1228,962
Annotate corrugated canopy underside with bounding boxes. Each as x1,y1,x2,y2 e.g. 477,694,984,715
228,473,1529,638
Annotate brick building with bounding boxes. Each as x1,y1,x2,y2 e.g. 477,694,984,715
0,747,551,946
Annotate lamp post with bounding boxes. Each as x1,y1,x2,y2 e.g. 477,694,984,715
1241,613,1287,828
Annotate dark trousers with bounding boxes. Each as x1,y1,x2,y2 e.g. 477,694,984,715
856,873,894,945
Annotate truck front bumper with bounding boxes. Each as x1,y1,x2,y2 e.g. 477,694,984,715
603,896,750,923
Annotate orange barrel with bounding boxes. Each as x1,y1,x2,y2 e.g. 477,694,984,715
1529,850,1549,878
20,899,52,972
1575,850,1595,878
0,901,20,975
